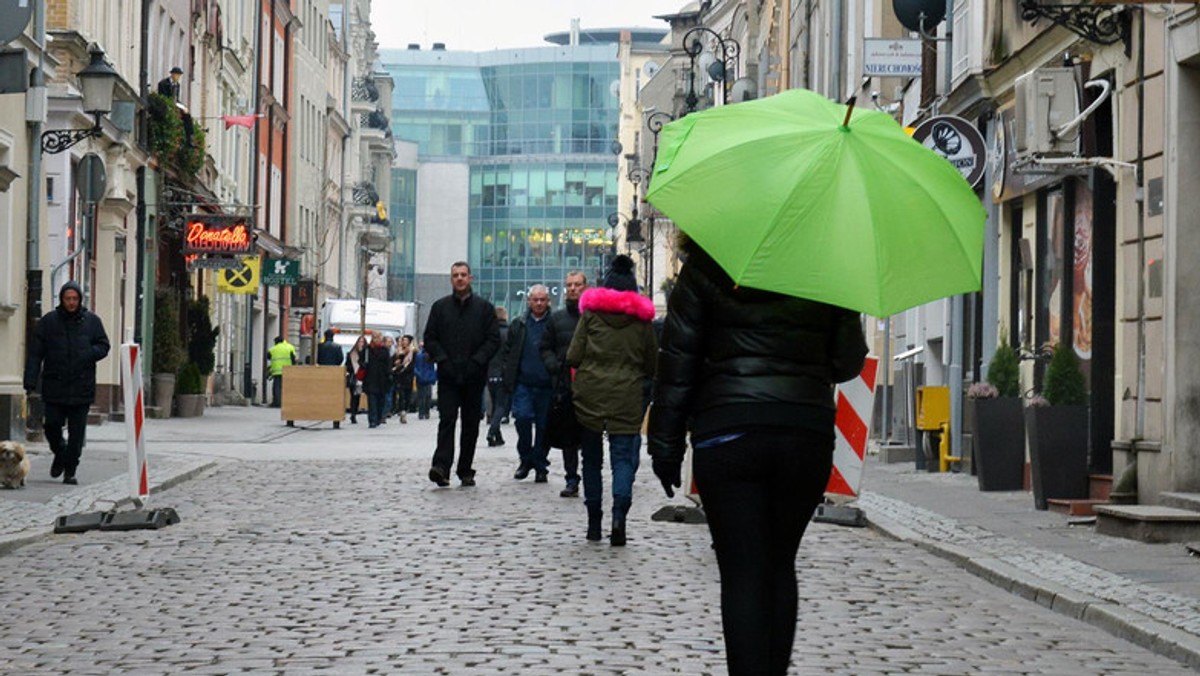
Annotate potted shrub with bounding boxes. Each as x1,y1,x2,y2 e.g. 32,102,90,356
1025,343,1089,510
970,340,1026,491
175,361,206,417
151,290,186,414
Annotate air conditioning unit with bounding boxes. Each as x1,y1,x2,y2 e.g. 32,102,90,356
1014,67,1079,158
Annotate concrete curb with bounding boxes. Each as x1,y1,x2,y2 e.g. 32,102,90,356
0,457,219,558
865,507,1200,671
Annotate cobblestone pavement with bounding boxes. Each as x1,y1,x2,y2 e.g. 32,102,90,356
1,409,1197,674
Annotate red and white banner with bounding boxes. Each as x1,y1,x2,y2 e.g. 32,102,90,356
120,344,150,504
826,356,879,499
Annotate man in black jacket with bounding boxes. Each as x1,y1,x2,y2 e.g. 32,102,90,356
540,271,587,497
316,329,343,366
24,281,111,485
423,262,501,487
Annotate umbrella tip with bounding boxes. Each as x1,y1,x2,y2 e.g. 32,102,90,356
842,96,858,128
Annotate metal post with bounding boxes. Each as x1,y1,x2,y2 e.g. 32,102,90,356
881,317,891,443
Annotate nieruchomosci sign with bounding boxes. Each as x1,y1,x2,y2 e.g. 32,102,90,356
863,38,923,77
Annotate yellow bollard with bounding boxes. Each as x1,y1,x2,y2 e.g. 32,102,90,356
938,421,961,472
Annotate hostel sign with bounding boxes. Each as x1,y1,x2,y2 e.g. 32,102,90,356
183,215,254,255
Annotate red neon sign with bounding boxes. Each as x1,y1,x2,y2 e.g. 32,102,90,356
182,216,254,255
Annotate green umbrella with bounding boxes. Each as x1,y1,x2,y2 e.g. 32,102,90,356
645,88,985,317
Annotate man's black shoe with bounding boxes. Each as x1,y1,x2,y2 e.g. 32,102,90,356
487,431,505,447
50,454,64,479
560,481,579,498
534,471,548,483
513,463,531,480
460,476,476,487
428,467,450,487
62,475,78,486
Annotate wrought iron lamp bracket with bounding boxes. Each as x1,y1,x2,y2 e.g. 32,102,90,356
41,115,103,154
1019,1,1131,48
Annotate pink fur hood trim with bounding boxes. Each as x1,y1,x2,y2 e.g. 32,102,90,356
578,287,656,321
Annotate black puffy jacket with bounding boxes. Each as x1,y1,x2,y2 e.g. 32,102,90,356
647,246,868,464
24,285,111,406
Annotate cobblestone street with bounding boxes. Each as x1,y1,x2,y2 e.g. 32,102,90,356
0,409,1195,674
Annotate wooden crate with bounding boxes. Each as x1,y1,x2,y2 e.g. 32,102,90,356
280,365,347,427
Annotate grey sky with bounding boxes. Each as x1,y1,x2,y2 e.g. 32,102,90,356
370,0,691,52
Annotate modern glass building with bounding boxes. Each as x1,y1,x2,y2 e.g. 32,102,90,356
379,31,665,319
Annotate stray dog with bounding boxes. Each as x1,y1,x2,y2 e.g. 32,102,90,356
0,441,31,489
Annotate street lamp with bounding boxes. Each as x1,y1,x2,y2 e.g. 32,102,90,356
358,228,390,336
683,27,740,114
41,44,120,154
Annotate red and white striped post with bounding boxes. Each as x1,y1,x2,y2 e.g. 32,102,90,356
826,356,880,499
120,343,150,505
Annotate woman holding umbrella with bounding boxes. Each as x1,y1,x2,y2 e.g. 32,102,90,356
648,237,867,673
645,89,980,676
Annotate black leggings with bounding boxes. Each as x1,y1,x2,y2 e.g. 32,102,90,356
693,429,834,676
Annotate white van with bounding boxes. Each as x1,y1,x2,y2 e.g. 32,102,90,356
320,298,417,357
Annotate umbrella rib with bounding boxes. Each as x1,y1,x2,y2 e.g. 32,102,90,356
734,135,841,288
859,136,984,284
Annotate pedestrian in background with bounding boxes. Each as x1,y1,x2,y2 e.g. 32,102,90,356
500,284,554,483
382,335,396,423
392,335,416,423
363,333,391,428
267,335,297,408
23,281,110,485
423,262,501,487
316,329,343,366
485,306,510,447
566,255,657,545
414,340,436,420
344,336,367,424
541,271,587,497
647,237,868,675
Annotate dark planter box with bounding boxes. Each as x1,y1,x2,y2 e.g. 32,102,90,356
970,397,1026,491
1025,405,1089,510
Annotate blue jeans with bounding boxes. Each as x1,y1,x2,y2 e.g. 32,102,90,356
512,383,552,473
367,392,386,426
580,428,640,513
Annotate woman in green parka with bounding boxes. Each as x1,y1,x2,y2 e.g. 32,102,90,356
566,255,658,545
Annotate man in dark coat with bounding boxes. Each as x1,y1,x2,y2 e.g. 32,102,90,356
23,281,111,485
540,270,587,496
316,329,343,366
484,307,510,447
423,261,501,487
157,66,183,99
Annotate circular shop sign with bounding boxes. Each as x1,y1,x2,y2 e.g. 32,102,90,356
911,115,987,188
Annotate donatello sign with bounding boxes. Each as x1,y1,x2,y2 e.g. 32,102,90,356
183,215,254,255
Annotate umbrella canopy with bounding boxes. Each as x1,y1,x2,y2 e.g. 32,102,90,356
645,88,985,317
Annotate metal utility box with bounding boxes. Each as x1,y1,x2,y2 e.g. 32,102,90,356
915,385,950,431
1014,67,1079,157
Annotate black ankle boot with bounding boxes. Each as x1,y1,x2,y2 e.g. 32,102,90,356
586,502,602,541
609,523,626,546
610,497,630,546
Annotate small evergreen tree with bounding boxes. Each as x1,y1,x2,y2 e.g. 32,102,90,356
176,361,205,395
1042,342,1088,406
987,340,1021,398
152,290,186,375
187,295,220,375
